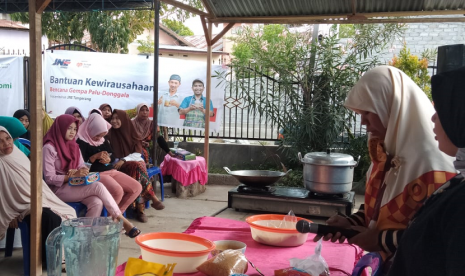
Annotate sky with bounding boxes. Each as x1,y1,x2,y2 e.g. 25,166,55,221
184,16,224,35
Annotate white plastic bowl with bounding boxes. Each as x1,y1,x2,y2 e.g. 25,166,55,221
246,214,312,247
135,232,215,273
212,240,247,257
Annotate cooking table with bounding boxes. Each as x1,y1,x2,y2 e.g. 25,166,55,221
115,216,365,276
160,154,208,186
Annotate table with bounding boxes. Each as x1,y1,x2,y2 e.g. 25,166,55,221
160,155,208,198
115,217,364,276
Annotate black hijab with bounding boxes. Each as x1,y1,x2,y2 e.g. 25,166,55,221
13,109,31,140
431,67,465,147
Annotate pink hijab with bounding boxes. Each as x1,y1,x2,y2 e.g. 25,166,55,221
43,114,81,172
77,113,111,146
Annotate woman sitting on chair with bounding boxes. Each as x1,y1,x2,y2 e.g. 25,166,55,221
132,103,173,164
43,114,141,237
106,109,165,223
13,109,31,140
0,126,77,266
388,66,465,276
76,113,142,216
0,116,30,157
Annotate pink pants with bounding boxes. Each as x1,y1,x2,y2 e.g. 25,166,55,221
54,181,122,218
98,169,142,213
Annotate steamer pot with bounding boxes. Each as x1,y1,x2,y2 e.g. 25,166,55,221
298,149,360,194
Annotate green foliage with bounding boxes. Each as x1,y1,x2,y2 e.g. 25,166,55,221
330,24,356,38
218,24,405,165
389,43,434,100
162,18,194,36
137,36,155,54
10,0,203,53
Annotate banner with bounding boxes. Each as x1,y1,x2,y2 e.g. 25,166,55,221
0,56,24,116
44,50,226,132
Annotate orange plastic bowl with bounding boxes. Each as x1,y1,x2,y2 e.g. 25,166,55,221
246,214,312,247
135,232,215,273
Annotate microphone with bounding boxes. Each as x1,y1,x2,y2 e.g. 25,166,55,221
296,220,360,239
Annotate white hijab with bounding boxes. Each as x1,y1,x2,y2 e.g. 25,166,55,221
344,66,456,209
0,127,76,239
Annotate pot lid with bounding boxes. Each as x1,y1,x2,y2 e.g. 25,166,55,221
302,150,356,166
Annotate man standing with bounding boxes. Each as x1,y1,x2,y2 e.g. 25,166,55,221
178,79,214,129
158,74,182,126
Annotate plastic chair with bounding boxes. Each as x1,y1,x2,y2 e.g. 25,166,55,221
147,166,164,201
17,138,31,148
4,221,30,276
66,202,109,217
351,252,383,276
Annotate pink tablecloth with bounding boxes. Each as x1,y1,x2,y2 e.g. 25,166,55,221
116,217,363,276
160,155,208,186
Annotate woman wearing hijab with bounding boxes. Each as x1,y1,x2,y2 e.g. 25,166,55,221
314,66,457,267
64,106,85,126
0,116,30,157
99,103,113,123
132,103,173,163
76,113,142,214
0,126,77,266
387,67,465,275
107,109,165,222
43,108,54,136
13,109,31,140
43,114,140,237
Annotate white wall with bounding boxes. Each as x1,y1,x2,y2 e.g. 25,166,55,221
0,29,48,55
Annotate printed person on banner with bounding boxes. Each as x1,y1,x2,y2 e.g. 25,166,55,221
157,74,181,126
178,79,214,129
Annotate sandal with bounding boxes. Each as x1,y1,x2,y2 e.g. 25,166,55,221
125,227,141,238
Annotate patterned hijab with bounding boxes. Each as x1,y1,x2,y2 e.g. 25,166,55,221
132,103,153,140
345,66,456,232
76,113,111,147
106,109,143,158
0,126,76,240
43,115,82,172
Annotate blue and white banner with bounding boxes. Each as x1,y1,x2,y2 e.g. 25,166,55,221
44,50,225,132
0,56,24,116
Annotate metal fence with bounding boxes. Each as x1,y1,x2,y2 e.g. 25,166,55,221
169,66,367,143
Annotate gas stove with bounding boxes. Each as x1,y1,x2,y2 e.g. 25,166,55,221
228,185,355,218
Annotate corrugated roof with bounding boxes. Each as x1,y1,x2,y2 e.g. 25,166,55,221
0,0,153,13
200,0,465,24
0,19,28,30
184,34,223,51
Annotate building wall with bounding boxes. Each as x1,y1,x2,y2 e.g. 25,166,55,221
128,28,181,55
158,51,223,64
377,19,465,65
0,29,48,55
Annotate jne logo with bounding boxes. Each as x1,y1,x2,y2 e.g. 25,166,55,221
52,59,71,66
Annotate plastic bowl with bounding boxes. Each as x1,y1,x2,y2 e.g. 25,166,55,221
135,232,215,273
246,214,312,247
211,240,247,257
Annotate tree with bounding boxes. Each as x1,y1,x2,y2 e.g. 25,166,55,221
162,18,194,36
389,43,435,100
221,24,405,164
137,36,155,55
10,0,203,53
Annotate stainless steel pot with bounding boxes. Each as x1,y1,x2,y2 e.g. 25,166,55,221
298,150,360,194
223,167,292,187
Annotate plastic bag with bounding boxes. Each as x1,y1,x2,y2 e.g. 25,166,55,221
124,257,176,276
289,239,329,276
265,210,298,228
197,249,248,276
